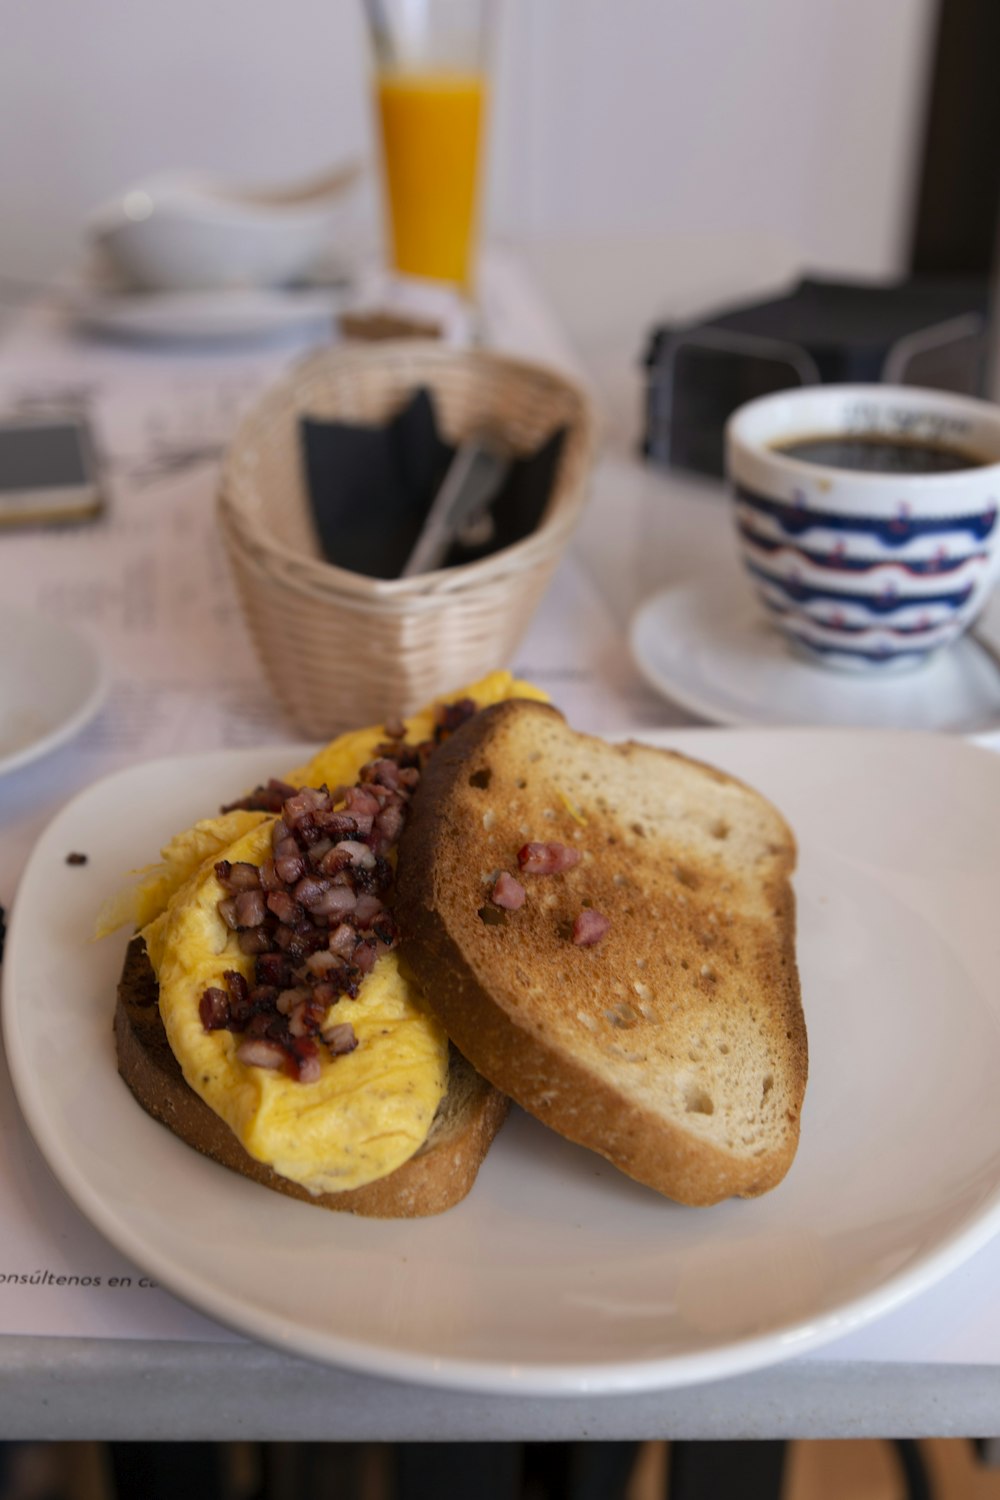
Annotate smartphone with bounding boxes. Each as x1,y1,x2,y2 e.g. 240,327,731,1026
0,416,103,526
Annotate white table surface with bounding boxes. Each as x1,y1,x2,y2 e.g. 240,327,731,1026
1,241,1000,1440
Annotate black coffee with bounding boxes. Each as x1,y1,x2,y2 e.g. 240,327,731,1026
774,434,984,474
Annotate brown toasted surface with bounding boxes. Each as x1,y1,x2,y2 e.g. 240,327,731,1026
115,937,508,1218
395,699,806,1206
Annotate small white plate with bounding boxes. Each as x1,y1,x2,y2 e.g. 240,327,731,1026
630,581,1000,733
6,732,1000,1393
0,606,106,775
71,285,343,344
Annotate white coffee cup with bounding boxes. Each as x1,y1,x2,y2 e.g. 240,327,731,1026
725,385,1000,672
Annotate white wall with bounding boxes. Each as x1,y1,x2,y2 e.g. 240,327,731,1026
0,0,936,284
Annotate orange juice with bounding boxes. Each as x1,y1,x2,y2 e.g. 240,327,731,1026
375,71,486,286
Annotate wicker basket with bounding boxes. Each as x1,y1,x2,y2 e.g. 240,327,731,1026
218,341,596,736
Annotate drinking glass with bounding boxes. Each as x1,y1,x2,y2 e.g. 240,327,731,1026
364,0,492,288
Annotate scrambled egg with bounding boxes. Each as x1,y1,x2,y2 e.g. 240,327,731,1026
153,820,449,1194
106,671,547,1196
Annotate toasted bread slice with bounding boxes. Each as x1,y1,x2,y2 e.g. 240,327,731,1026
395,700,806,1206
115,937,509,1218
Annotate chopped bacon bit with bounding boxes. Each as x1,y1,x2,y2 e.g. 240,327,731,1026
217,896,240,931
287,1000,311,1037
344,785,380,822
297,1056,322,1084
238,927,274,955
362,757,405,791
236,1038,286,1069
266,889,304,926
319,811,360,840
222,778,299,814
332,839,377,870
352,939,378,974
222,970,248,1003
286,1037,322,1083
276,988,302,1015
245,1011,277,1039
322,1021,358,1055
572,909,611,946
216,860,262,893
310,884,358,919
327,921,359,959
372,803,405,854
371,911,400,950
274,851,306,885
517,841,582,876
255,952,292,988
233,889,267,928
283,786,330,825
199,987,230,1030
221,970,252,1028
353,893,384,929
305,948,345,978
491,872,526,910
434,697,476,738
293,874,332,911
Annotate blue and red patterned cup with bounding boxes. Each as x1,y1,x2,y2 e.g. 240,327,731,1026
725,385,1000,672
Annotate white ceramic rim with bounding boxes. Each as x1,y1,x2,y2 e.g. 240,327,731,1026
89,173,347,236
726,384,1000,498
0,606,108,777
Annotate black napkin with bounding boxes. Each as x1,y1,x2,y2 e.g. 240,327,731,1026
302,388,566,580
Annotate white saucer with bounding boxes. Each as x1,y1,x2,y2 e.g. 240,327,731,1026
630,581,1000,734
71,285,343,344
0,606,107,774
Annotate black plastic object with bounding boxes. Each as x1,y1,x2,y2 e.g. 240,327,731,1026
643,274,991,478
302,388,566,579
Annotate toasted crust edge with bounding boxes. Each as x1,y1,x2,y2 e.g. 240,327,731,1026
114,936,509,1218
395,700,806,1207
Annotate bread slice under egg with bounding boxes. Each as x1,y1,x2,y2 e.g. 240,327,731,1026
394,699,806,1207
114,936,509,1218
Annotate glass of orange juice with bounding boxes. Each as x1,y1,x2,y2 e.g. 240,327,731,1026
364,0,492,288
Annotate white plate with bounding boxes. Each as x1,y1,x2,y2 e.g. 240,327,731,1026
71,285,342,344
6,732,1000,1394
631,581,1000,733
0,606,106,775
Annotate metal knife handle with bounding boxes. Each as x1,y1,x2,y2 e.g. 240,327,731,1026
400,441,508,577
